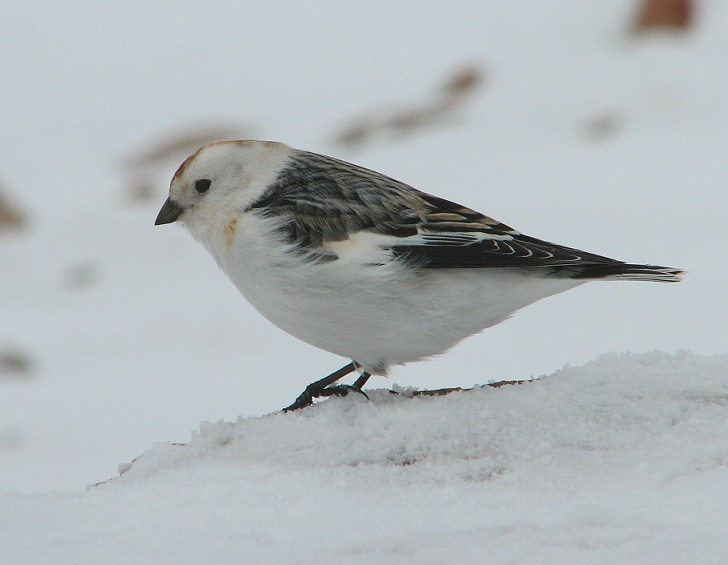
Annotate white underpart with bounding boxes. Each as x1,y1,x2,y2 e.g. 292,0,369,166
200,212,582,374
324,231,399,265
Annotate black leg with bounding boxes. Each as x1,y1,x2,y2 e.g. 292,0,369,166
315,370,373,401
283,362,357,412
352,372,371,389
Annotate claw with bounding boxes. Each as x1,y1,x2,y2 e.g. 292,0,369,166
317,385,370,400
282,362,366,412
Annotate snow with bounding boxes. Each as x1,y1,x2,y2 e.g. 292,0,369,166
1,1,728,562
3,352,728,564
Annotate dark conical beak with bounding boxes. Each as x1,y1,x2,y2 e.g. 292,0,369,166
155,197,183,225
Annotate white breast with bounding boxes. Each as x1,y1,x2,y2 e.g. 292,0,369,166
203,212,582,374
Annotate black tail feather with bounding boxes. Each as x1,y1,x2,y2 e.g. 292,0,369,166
563,263,683,282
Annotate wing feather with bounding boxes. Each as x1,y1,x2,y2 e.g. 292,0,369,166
247,150,624,270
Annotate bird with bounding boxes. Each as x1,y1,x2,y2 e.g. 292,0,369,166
155,140,682,411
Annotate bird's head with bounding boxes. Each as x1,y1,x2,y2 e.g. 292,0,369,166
154,140,291,235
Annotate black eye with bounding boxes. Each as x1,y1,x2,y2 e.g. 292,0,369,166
195,179,211,194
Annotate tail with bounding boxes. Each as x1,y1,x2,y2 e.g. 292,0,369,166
565,263,683,282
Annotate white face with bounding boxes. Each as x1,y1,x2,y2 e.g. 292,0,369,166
156,140,291,231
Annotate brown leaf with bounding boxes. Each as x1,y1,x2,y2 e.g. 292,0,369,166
0,186,26,230
635,0,693,30
334,63,486,147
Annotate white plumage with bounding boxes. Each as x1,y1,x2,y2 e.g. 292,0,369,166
155,140,681,408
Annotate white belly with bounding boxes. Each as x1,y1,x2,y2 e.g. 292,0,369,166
207,214,582,374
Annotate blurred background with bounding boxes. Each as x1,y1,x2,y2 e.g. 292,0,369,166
1,0,726,492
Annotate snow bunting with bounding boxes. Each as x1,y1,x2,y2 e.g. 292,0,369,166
155,140,682,410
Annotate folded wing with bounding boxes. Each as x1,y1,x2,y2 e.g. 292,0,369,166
248,150,682,282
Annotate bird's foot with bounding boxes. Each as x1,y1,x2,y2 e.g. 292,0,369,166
282,364,371,412
283,390,316,412
316,385,370,400
283,384,369,412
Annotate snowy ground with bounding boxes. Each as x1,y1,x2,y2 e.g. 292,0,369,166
2,1,728,562
4,352,728,564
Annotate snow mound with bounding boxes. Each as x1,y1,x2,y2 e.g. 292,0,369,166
4,351,728,565
115,350,728,486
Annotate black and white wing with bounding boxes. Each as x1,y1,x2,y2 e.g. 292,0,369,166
246,150,426,247
248,150,682,282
